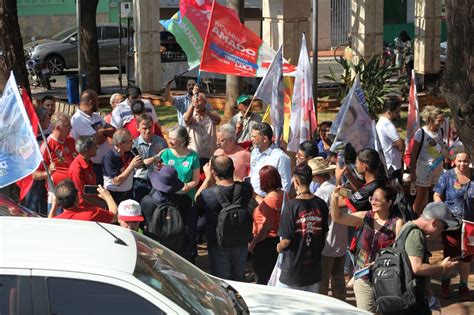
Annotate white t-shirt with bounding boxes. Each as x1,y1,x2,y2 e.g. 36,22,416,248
70,109,111,164
376,116,402,170
414,126,443,163
110,99,158,129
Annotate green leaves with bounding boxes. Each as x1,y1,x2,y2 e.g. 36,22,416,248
327,55,404,119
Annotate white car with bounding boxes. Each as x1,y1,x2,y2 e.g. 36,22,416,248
0,217,368,314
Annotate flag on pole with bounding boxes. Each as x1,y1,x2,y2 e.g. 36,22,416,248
254,46,285,143
198,1,295,77
288,34,317,152
160,0,213,70
0,73,42,189
329,77,375,152
15,90,40,201
282,76,295,143
404,70,420,168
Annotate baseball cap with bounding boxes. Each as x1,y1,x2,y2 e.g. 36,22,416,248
118,199,144,222
236,94,251,106
422,202,460,230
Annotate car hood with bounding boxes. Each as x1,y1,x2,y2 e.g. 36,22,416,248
24,39,62,51
226,280,369,314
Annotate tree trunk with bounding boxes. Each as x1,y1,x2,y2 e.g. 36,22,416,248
443,0,474,157
224,0,244,122
80,0,101,93
0,0,30,96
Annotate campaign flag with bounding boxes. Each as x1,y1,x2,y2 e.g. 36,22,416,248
288,34,317,152
15,91,40,201
254,46,284,143
282,76,295,143
329,77,375,152
199,1,295,77
160,0,214,70
0,73,42,189
404,70,420,168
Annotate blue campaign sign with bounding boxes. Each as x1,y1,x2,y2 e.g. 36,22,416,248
0,73,42,188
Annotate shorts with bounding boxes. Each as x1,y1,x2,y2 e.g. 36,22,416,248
441,230,473,262
415,160,443,187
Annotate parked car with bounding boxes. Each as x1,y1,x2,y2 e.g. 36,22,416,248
0,217,369,314
0,194,40,217
23,24,131,75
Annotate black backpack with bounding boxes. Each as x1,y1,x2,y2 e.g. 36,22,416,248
372,224,420,313
149,202,186,254
215,184,253,248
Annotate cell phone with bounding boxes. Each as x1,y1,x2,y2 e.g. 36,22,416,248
338,187,352,198
131,147,140,157
84,185,99,195
354,266,370,279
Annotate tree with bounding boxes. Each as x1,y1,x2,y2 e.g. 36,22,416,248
443,0,474,157
224,0,244,121
80,0,101,93
0,0,30,95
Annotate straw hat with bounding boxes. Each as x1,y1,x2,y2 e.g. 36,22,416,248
308,157,336,175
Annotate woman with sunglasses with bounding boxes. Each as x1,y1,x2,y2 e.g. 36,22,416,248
316,121,333,159
330,185,403,312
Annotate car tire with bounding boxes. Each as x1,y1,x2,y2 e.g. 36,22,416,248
45,55,65,75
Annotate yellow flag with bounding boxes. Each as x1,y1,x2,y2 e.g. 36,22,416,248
262,104,272,124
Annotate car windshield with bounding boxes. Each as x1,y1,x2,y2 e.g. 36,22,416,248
132,232,237,314
51,27,76,41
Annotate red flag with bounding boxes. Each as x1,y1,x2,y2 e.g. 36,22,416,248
404,70,419,168
16,91,40,201
462,220,474,257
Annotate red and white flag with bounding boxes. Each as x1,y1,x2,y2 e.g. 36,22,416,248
404,70,420,168
287,34,317,152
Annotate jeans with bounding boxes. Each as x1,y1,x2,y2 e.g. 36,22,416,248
208,245,248,281
23,180,48,216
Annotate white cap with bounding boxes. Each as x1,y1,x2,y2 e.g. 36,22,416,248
117,199,144,222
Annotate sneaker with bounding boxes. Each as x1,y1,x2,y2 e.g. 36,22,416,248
441,279,450,298
459,286,470,301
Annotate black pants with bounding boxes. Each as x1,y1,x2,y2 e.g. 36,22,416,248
110,191,130,205
93,164,104,186
252,236,279,285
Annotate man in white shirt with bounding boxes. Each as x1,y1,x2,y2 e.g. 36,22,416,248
71,90,115,185
250,122,291,197
111,86,159,129
376,99,405,185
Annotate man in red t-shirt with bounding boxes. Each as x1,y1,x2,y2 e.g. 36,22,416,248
69,135,105,207
33,112,77,186
53,179,118,223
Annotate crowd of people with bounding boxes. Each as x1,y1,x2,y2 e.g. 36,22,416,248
20,79,473,314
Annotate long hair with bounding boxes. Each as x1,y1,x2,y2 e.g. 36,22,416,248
358,148,387,183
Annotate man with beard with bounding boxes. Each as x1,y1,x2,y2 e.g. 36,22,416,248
165,78,210,126
71,90,115,185
376,98,405,185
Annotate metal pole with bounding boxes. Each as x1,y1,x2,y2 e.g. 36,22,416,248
77,0,83,93
118,5,123,91
312,0,318,126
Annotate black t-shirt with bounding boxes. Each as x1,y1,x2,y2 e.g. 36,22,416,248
196,182,253,248
278,196,329,287
348,179,385,212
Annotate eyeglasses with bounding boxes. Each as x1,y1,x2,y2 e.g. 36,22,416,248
369,196,385,204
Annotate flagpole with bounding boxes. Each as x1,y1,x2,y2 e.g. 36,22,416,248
312,0,318,139
37,122,56,194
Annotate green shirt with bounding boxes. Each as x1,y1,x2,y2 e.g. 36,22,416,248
161,149,200,200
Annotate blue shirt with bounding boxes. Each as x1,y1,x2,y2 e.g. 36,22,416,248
132,135,168,180
250,144,291,196
433,169,474,218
